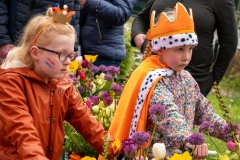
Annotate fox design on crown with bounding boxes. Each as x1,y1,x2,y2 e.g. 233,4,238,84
146,2,198,52
52,3,76,24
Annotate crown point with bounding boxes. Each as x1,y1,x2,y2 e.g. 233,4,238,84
55,3,59,7
72,14,76,19
52,7,56,11
63,5,68,9
62,11,67,15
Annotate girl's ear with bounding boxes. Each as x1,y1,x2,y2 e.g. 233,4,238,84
30,46,39,60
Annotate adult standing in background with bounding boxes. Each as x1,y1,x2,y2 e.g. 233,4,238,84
79,0,138,67
131,0,238,96
0,0,80,65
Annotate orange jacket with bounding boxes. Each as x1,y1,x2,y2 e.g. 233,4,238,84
0,68,107,160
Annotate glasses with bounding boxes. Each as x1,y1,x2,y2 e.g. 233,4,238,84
37,46,78,62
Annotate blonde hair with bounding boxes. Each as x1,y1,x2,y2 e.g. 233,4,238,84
1,7,77,69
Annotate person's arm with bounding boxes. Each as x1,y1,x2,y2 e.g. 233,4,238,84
80,0,137,25
72,0,80,52
65,85,111,155
131,0,155,47
212,0,238,84
0,0,13,62
0,73,48,160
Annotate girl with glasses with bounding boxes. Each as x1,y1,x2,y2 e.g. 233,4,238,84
0,5,114,160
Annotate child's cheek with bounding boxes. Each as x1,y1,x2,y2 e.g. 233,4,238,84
46,57,55,68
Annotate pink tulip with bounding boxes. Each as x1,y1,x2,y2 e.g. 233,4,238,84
226,141,237,152
86,99,92,108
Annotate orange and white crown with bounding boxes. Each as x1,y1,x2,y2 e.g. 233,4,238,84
146,2,198,52
52,4,76,24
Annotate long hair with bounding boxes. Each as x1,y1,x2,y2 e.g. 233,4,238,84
1,8,77,69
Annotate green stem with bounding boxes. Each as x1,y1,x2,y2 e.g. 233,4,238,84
139,146,142,160
144,123,157,160
190,145,197,156
207,133,223,156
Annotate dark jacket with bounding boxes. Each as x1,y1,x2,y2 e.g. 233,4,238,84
131,0,238,94
80,0,137,62
0,0,80,47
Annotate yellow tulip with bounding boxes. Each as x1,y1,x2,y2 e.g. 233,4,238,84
84,55,98,63
67,60,79,73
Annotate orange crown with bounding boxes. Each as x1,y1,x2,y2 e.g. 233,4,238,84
146,2,195,40
52,4,76,24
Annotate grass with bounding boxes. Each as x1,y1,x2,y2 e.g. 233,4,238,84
203,86,240,159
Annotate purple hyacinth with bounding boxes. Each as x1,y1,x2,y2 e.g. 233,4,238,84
121,138,139,159
132,131,150,146
110,84,123,94
89,65,100,73
104,73,113,82
99,64,107,72
72,77,80,84
99,91,110,100
103,96,113,106
107,66,120,75
89,96,99,105
187,132,205,145
198,121,214,133
77,86,85,94
223,123,240,134
149,104,166,118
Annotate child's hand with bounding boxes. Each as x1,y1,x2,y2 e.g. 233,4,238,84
185,143,208,159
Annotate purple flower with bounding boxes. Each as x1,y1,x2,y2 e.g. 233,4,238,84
107,66,120,75
132,131,150,146
121,138,139,159
149,104,166,118
104,73,113,82
223,123,240,134
226,141,237,152
77,86,85,93
103,96,113,106
110,84,123,94
99,64,107,72
99,91,110,100
81,60,88,68
187,132,205,145
89,65,100,73
89,96,99,105
69,74,75,78
198,121,214,133
72,77,80,84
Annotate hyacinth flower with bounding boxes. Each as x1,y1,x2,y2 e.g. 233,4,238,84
132,131,150,158
187,132,205,156
121,138,139,159
198,121,223,156
110,83,123,111
144,104,166,160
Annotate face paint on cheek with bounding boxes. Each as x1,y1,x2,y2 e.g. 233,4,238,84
46,57,55,68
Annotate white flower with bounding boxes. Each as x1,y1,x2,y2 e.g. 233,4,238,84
152,143,166,160
92,105,100,113
91,82,96,93
98,73,105,80
76,56,83,66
